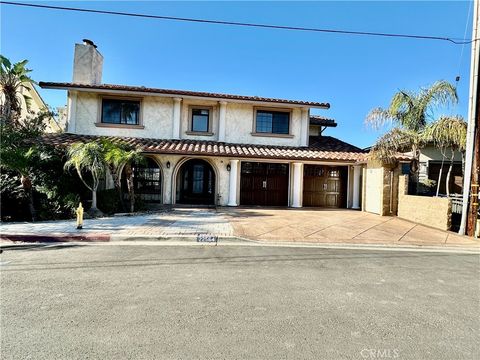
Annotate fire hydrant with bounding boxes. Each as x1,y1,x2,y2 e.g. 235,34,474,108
76,202,84,230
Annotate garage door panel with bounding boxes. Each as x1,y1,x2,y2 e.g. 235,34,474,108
303,165,346,208
240,162,289,206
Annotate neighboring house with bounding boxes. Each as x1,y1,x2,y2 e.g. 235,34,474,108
416,145,463,195
40,39,368,209
19,82,64,133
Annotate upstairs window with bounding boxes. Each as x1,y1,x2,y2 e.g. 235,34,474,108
101,99,140,125
255,110,290,134
191,108,210,132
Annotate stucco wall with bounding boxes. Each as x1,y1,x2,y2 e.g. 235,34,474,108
223,103,303,146
397,175,452,231
180,99,220,141
70,92,306,146
419,146,463,162
73,92,174,138
128,154,231,206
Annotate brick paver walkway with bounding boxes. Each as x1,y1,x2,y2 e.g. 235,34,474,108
0,208,233,239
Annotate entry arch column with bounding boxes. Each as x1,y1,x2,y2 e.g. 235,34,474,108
352,165,362,209
227,159,239,206
291,162,304,208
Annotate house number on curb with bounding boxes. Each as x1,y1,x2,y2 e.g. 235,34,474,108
197,234,218,245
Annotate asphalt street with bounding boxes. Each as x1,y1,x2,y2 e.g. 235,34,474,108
0,244,479,359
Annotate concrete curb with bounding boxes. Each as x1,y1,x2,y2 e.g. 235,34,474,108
1,235,479,254
0,233,110,243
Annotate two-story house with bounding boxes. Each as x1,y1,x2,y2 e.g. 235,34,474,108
40,40,365,209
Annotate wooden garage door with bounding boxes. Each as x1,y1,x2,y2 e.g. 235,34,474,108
240,162,289,206
303,165,346,208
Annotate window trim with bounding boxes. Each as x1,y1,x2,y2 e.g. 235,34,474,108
188,105,213,134
252,107,293,138
97,95,143,127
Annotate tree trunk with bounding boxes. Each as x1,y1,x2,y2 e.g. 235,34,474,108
436,148,446,196
91,189,98,210
125,163,135,213
409,145,420,194
21,174,36,222
436,164,443,196
109,166,126,212
446,149,455,197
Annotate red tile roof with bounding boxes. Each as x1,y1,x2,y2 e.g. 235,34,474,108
309,115,337,127
356,152,412,163
39,82,330,108
41,133,365,162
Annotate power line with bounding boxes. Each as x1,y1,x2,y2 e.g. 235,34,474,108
453,0,473,107
0,1,476,45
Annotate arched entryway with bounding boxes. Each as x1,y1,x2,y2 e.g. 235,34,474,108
122,157,162,203
176,159,216,205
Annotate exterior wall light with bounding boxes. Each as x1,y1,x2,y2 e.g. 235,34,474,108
226,164,231,171
166,161,171,169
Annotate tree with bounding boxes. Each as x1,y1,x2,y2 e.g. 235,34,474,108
366,81,458,183
102,139,144,213
1,130,38,221
423,116,467,196
64,142,106,216
0,55,34,125
0,55,45,221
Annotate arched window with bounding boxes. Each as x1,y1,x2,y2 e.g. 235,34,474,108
122,157,162,203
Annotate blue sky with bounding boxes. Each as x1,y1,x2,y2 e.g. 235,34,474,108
1,1,473,148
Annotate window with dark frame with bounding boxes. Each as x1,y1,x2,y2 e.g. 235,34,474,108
191,109,210,132
101,99,140,125
255,110,290,134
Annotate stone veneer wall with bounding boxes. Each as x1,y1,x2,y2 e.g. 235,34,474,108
397,175,452,231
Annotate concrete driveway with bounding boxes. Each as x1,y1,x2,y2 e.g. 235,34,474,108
219,208,479,248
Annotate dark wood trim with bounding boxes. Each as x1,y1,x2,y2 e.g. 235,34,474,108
188,105,213,133
98,95,143,126
95,123,145,129
253,106,293,136
185,131,214,136
251,132,294,139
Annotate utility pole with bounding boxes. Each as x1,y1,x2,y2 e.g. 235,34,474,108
467,79,480,236
459,0,480,236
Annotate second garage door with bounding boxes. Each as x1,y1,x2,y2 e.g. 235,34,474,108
240,162,289,206
303,165,347,208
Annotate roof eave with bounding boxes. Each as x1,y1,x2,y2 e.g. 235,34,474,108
39,82,330,109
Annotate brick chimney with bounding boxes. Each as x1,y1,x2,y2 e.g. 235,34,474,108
72,39,103,84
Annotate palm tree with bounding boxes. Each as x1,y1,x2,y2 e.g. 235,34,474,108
0,55,34,125
0,54,50,221
423,116,467,196
119,148,144,213
366,81,458,182
64,142,106,216
102,139,144,212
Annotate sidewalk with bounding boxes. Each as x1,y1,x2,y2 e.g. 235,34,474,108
0,208,233,242
1,207,479,251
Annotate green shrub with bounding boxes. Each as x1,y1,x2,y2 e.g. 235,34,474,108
97,189,122,215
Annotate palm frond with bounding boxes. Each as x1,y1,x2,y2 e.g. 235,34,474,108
365,107,394,129
370,127,419,163
64,141,106,192
418,80,458,119
423,115,467,150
